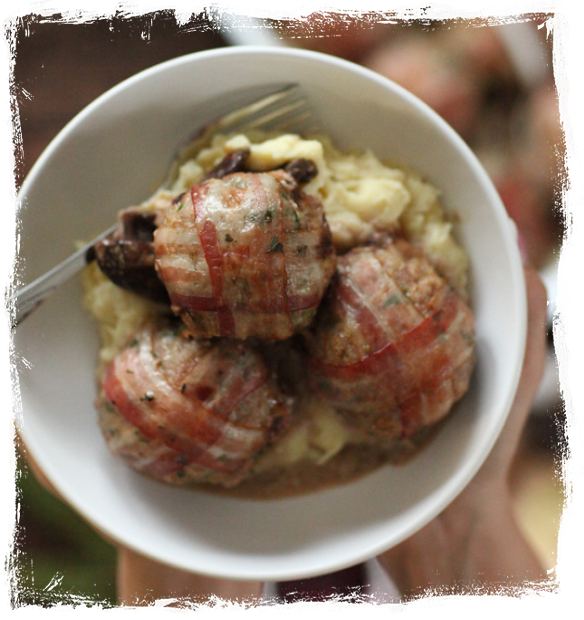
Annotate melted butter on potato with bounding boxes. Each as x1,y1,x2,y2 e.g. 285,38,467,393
171,160,205,192
253,401,351,472
82,264,164,373
400,174,469,298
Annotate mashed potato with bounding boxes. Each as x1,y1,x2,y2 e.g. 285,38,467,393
172,132,469,297
83,132,471,479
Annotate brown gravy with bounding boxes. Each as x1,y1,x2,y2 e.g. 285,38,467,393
189,421,444,500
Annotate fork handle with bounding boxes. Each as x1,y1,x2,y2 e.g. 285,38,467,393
8,224,117,327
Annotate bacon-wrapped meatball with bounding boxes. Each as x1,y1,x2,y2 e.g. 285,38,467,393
97,319,291,487
304,239,475,440
153,170,337,340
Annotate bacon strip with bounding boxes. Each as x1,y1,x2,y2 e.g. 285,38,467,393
153,171,337,340
309,290,462,384
191,185,236,336
305,241,475,439
100,325,285,476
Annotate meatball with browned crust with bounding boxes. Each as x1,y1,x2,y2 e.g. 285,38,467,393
96,319,291,487
304,238,476,440
154,170,337,341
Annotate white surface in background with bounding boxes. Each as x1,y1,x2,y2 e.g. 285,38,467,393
207,2,286,46
497,20,550,88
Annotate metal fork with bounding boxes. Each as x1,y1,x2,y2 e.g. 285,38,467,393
8,84,317,327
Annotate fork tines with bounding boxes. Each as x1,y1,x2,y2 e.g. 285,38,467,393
164,85,318,189
9,85,319,328
214,84,319,137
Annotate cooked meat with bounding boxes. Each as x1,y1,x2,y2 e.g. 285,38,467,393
94,154,325,311
201,148,251,181
282,158,318,185
93,203,171,304
96,319,291,487
304,238,476,440
154,170,337,340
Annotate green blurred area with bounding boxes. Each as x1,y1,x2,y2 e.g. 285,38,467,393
10,450,117,608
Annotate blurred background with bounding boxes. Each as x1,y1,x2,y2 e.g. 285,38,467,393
10,10,564,606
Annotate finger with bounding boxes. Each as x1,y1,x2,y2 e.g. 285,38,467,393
491,264,548,467
16,433,62,499
117,547,264,605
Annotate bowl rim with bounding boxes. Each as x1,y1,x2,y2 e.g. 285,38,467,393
14,45,528,581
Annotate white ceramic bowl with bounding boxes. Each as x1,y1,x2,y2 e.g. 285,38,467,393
14,47,526,582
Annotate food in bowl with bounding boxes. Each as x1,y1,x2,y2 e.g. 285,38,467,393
83,130,476,497
96,318,291,487
154,166,336,340
304,239,476,440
